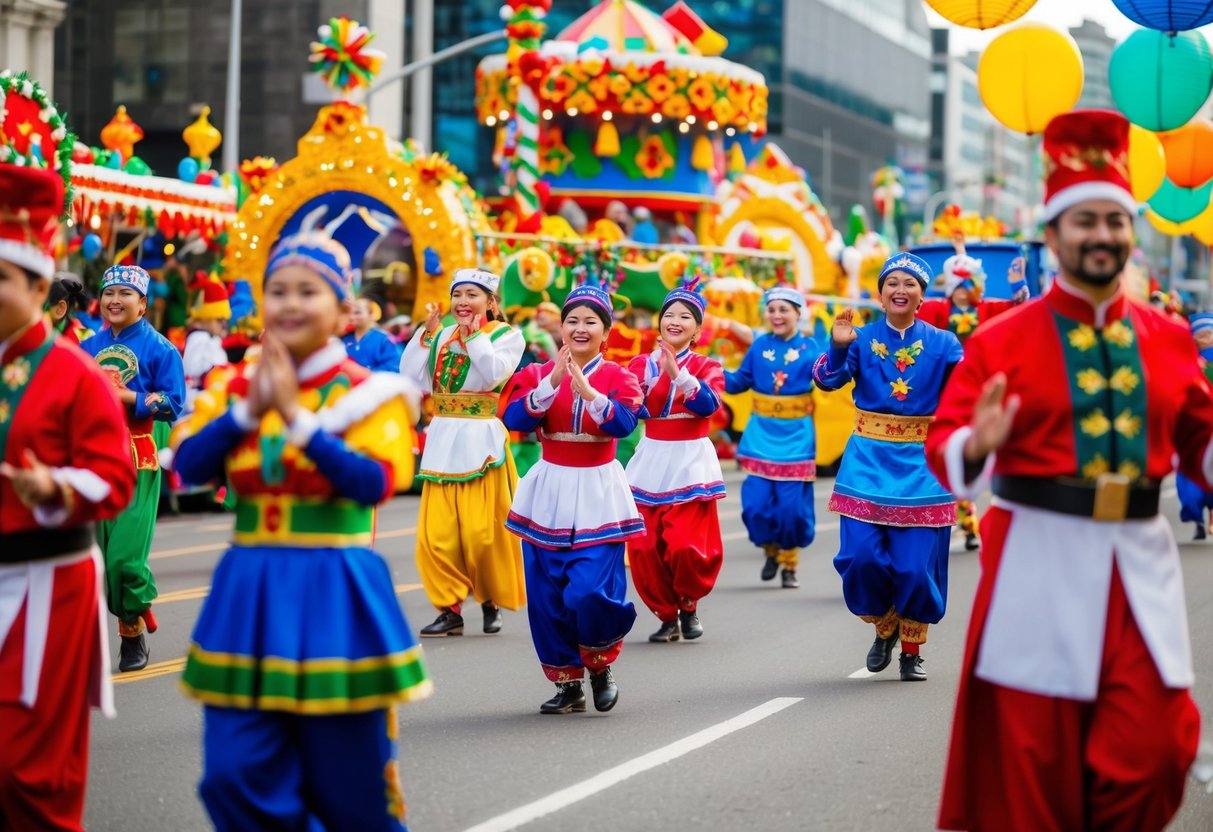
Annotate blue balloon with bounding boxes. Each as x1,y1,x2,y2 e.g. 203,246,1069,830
1110,29,1213,132
82,233,103,262
105,150,123,170
1112,1,1213,31
178,157,200,182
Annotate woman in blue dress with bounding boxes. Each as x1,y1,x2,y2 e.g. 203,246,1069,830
813,253,963,682
724,286,823,588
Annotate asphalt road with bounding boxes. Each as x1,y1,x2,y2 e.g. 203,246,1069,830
83,470,1213,831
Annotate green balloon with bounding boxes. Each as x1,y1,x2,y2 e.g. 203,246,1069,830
1149,178,1213,224
123,156,151,176
1110,29,1213,132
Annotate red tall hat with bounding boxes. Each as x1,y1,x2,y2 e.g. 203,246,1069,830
0,70,73,278
1043,109,1137,222
189,270,232,321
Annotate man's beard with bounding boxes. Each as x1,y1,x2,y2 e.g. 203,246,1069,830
1066,243,1129,287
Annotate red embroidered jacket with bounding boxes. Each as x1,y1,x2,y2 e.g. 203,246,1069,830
627,349,724,441
1,319,135,542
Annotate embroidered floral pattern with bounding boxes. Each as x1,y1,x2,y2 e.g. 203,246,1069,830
2,358,30,390
772,370,788,394
783,347,800,364
1114,409,1142,439
1104,320,1134,348
0,400,9,424
1108,366,1140,395
949,311,978,336
1068,325,1097,352
1076,368,1106,395
890,377,911,401
1118,460,1142,481
1082,453,1110,479
762,349,776,361
1081,410,1112,437
893,340,924,372
870,340,889,359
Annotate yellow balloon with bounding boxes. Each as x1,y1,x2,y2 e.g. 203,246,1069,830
1186,204,1213,246
1145,208,1191,236
1129,125,1167,203
925,0,1038,30
978,24,1084,135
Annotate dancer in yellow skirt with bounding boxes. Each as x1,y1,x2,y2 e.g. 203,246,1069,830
400,268,526,636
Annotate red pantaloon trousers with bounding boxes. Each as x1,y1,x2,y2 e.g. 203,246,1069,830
939,507,1200,831
630,500,723,622
0,557,98,832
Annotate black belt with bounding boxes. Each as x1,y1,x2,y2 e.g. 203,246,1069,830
1,525,96,564
992,475,1160,521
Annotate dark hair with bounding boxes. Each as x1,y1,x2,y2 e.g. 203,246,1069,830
49,272,89,311
560,298,611,328
660,297,704,325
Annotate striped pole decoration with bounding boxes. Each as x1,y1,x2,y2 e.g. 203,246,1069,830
502,0,551,223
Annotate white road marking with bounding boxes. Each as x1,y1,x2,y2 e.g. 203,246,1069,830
847,668,877,679
461,697,803,832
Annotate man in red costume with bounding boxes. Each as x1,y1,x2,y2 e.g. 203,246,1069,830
0,72,136,831
929,109,1211,831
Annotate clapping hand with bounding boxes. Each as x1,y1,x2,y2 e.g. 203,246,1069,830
262,336,300,424
548,345,571,389
458,313,483,340
832,308,858,348
963,373,1020,462
657,340,680,380
423,303,443,338
568,355,598,401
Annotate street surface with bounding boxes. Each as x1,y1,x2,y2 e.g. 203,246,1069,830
85,470,1213,831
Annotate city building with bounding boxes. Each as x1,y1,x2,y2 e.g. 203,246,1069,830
928,29,1034,233
50,0,929,228
1070,18,1115,110
1,0,66,94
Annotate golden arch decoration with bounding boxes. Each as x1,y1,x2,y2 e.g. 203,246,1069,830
714,198,840,295
225,102,486,321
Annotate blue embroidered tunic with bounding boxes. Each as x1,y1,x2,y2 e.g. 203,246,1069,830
724,331,823,481
342,328,403,373
813,319,962,526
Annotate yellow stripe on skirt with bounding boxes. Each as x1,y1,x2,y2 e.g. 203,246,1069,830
416,453,526,611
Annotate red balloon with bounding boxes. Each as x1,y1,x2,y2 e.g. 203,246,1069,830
194,169,220,186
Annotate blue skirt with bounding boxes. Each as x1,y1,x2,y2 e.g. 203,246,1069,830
181,545,432,714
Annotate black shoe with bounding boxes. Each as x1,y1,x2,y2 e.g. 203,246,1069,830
539,682,586,714
589,667,618,712
781,569,799,589
118,634,149,673
1196,523,1207,541
899,652,926,681
649,620,681,642
866,630,899,673
964,532,980,551
760,556,779,581
678,610,704,640
420,610,464,637
482,602,503,634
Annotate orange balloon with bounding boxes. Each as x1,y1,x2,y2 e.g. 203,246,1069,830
1160,120,1213,189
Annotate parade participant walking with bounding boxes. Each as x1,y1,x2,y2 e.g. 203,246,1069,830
626,277,725,642
173,229,430,832
723,286,822,588
46,272,93,344
181,272,230,415
1176,313,1213,540
813,252,963,682
344,296,403,372
918,250,1029,551
81,264,185,672
0,73,137,831
399,268,526,637
503,278,644,714
930,110,1212,831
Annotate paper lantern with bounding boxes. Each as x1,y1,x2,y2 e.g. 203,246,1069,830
1129,125,1167,201
978,24,1084,135
1159,120,1213,188
925,0,1038,29
1148,177,1213,223
1111,1,1213,31
1110,29,1213,132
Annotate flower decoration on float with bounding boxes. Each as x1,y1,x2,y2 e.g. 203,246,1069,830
309,16,386,97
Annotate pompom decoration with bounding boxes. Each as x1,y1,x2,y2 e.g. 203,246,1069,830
308,17,386,97
0,70,75,210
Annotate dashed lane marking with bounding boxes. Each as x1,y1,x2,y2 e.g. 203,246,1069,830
461,697,803,832
847,668,877,679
